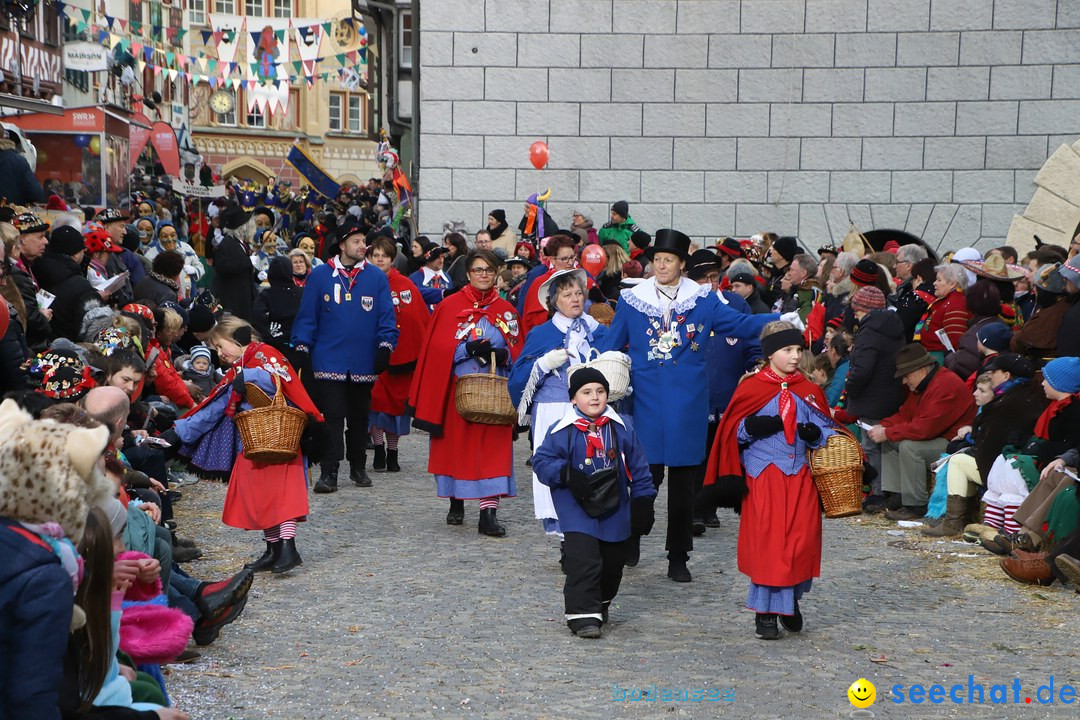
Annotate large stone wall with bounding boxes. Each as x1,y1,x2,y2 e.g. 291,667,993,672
415,0,1080,253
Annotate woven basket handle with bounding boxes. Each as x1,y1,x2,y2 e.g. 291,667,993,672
585,347,600,363
270,374,285,407
488,351,497,377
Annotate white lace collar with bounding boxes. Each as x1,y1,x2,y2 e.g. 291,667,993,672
548,405,625,434
621,276,709,317
421,266,450,284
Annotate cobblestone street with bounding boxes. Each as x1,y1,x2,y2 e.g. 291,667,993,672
168,432,1077,719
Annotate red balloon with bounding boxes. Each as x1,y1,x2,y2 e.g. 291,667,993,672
581,244,607,276
529,140,549,170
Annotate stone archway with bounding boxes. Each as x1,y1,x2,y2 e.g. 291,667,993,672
221,157,274,186
1007,138,1080,255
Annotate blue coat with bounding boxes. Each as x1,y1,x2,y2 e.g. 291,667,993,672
291,261,398,382
533,408,655,541
408,267,450,309
0,517,73,720
598,278,777,467
706,290,762,422
507,316,608,413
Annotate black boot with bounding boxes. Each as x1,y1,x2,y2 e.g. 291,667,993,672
692,517,707,536
244,542,280,572
667,554,692,583
446,498,465,525
559,540,567,574
478,508,506,537
271,538,302,573
372,445,386,471
755,613,780,640
313,465,338,494
386,449,400,472
624,535,641,567
779,599,803,632
351,457,372,488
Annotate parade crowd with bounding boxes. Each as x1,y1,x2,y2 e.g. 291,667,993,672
1,169,1080,717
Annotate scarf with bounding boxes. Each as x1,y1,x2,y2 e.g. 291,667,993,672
573,415,610,458
456,284,504,327
292,273,307,288
1034,395,1075,440
757,367,800,444
150,271,180,292
489,219,509,241
19,521,83,592
992,377,1026,398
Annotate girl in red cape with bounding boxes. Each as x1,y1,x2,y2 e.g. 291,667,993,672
408,250,523,536
366,236,430,472
699,321,843,640
172,316,324,574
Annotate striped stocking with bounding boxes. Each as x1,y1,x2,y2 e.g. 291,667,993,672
983,503,1005,530
479,497,500,510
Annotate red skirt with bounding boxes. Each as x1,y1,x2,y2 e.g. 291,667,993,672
370,370,412,417
737,464,822,587
221,454,310,531
427,376,514,481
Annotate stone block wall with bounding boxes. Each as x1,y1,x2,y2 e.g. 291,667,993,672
417,0,1080,253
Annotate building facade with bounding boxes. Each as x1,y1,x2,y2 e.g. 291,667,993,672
416,0,1080,253
189,0,381,187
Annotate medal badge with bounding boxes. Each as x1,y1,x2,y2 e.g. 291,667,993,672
361,296,374,311
401,290,413,304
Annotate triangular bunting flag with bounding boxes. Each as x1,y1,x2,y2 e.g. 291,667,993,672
104,14,115,29
201,29,213,45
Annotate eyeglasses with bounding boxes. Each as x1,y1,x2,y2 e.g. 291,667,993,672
469,267,496,276
555,255,576,263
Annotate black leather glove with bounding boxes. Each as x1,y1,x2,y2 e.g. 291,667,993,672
630,497,655,537
373,346,391,374
299,417,326,465
442,285,461,299
465,339,492,358
491,347,509,366
797,423,822,443
744,415,784,438
695,475,748,517
588,286,607,304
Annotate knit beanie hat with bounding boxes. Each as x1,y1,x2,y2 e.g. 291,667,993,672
190,345,212,365
187,304,215,334
49,225,87,256
772,236,799,263
568,366,610,399
975,322,1011,352
612,200,629,218
100,496,128,538
489,209,506,224
850,259,881,287
629,230,651,250
1058,255,1080,288
851,286,887,313
1042,356,1080,394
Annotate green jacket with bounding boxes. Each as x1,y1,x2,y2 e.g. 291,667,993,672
597,216,639,254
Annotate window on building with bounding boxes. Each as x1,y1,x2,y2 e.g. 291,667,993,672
272,0,292,17
216,0,236,13
244,0,263,15
62,22,89,92
247,102,266,128
129,1,142,25
150,1,163,27
43,1,60,45
328,92,343,132
399,11,412,69
189,0,206,26
348,95,362,133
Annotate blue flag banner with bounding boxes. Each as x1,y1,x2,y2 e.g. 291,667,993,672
285,145,340,199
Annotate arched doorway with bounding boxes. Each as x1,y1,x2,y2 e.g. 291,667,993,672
1006,138,1080,256
221,157,274,186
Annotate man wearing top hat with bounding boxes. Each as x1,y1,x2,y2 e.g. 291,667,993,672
597,229,778,582
292,221,398,493
211,205,259,321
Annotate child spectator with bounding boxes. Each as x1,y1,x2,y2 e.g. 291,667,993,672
180,345,218,397
533,367,656,639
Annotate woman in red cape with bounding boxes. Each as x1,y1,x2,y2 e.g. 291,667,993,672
173,316,324,574
367,236,430,472
699,322,846,640
408,250,523,536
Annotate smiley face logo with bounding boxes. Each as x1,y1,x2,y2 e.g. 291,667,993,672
848,678,876,709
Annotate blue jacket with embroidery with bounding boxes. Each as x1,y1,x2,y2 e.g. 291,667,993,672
533,410,655,541
291,261,398,382
598,278,777,466
706,290,763,422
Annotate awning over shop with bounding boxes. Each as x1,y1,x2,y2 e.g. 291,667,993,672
8,106,150,136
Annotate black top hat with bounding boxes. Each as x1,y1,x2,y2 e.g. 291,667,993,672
220,206,252,231
686,249,719,280
644,228,691,263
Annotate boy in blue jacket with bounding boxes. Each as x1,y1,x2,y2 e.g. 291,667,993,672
533,367,656,639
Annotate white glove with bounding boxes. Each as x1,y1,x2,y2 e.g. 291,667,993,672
539,348,569,373
257,270,268,283
779,311,806,331
185,266,198,276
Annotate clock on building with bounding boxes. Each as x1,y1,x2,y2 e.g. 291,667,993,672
210,89,235,115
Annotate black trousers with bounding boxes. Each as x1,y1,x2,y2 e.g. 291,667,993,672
125,444,173,522
692,420,721,519
563,532,626,625
648,463,696,559
316,379,373,469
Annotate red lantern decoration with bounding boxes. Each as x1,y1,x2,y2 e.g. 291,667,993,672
580,244,607,277
529,140,549,170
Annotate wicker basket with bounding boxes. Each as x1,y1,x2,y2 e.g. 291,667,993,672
567,349,632,402
588,302,615,326
808,432,864,518
455,352,517,425
235,377,309,464
244,382,273,409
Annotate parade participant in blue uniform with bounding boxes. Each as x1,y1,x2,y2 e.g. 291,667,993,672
292,221,398,493
598,229,778,582
409,244,453,310
684,250,763,535
533,367,656,638
508,268,612,539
